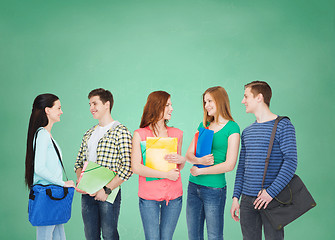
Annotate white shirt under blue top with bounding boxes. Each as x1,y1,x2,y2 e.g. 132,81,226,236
33,127,65,186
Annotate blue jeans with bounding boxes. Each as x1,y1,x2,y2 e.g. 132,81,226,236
36,224,66,240
240,194,284,240
81,190,121,240
139,196,182,240
186,182,227,240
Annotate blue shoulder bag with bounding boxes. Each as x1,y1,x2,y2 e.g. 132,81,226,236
28,129,74,226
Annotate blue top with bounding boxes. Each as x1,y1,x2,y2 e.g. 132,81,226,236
233,118,297,199
33,127,65,186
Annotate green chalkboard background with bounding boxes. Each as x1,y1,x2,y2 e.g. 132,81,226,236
1,0,334,239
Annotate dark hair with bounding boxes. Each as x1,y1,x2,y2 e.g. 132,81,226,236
202,86,234,126
88,88,114,112
25,94,59,187
244,81,272,107
140,91,171,136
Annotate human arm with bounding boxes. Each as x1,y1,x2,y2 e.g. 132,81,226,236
92,175,124,201
231,139,246,219
185,134,214,166
164,135,186,170
75,168,82,181
74,167,89,194
74,133,87,174
92,127,132,201
190,133,240,176
115,126,133,181
74,134,87,192
253,189,273,209
64,180,75,187
254,120,298,209
131,131,179,181
232,132,246,199
230,197,240,222
265,120,297,198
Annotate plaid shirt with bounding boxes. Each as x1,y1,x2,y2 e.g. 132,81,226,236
74,123,133,181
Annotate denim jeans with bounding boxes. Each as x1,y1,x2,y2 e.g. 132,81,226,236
36,224,66,240
81,190,121,240
139,196,182,240
186,182,227,240
240,194,284,240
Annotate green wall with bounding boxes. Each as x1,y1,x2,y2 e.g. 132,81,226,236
1,0,334,239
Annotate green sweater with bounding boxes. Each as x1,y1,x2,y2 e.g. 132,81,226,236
189,121,240,188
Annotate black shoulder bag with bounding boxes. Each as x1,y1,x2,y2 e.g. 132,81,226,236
261,116,316,230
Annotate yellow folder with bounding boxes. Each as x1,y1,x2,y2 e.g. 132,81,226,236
145,137,178,172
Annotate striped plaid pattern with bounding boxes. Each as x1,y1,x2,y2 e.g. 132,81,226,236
75,123,133,181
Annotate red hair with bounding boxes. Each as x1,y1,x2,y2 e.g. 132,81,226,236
140,91,171,136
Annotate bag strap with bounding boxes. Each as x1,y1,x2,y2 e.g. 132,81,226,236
46,187,69,200
261,116,290,190
51,138,68,181
33,128,69,182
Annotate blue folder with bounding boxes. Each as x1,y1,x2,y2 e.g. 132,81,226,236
194,127,214,168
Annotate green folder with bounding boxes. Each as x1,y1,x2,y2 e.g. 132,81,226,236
140,141,161,181
76,161,120,204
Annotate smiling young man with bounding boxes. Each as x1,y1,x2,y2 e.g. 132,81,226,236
230,81,297,240
74,88,132,240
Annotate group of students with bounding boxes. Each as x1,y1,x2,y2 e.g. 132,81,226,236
25,80,297,240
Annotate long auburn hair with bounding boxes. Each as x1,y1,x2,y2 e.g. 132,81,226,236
25,94,59,187
140,91,171,136
203,86,234,127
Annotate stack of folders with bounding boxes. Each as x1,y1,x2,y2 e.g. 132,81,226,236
140,137,178,181
76,161,120,203
194,127,214,168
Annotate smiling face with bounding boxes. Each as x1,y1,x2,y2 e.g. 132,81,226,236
242,87,259,113
45,99,63,123
89,96,110,120
162,97,173,120
204,93,217,117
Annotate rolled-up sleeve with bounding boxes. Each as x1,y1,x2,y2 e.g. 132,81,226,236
116,127,133,181
75,130,92,171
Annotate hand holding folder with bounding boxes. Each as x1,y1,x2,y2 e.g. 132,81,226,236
146,137,178,172
76,161,120,204
140,137,178,181
194,127,214,168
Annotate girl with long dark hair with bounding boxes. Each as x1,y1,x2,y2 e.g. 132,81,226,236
25,94,74,240
131,91,185,240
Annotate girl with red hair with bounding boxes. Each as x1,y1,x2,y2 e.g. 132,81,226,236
131,91,185,240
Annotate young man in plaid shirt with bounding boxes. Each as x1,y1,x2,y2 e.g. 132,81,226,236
75,88,132,240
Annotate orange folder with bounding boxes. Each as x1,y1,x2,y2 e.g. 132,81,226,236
145,137,178,172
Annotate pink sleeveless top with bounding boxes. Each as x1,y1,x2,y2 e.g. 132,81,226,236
135,126,183,203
